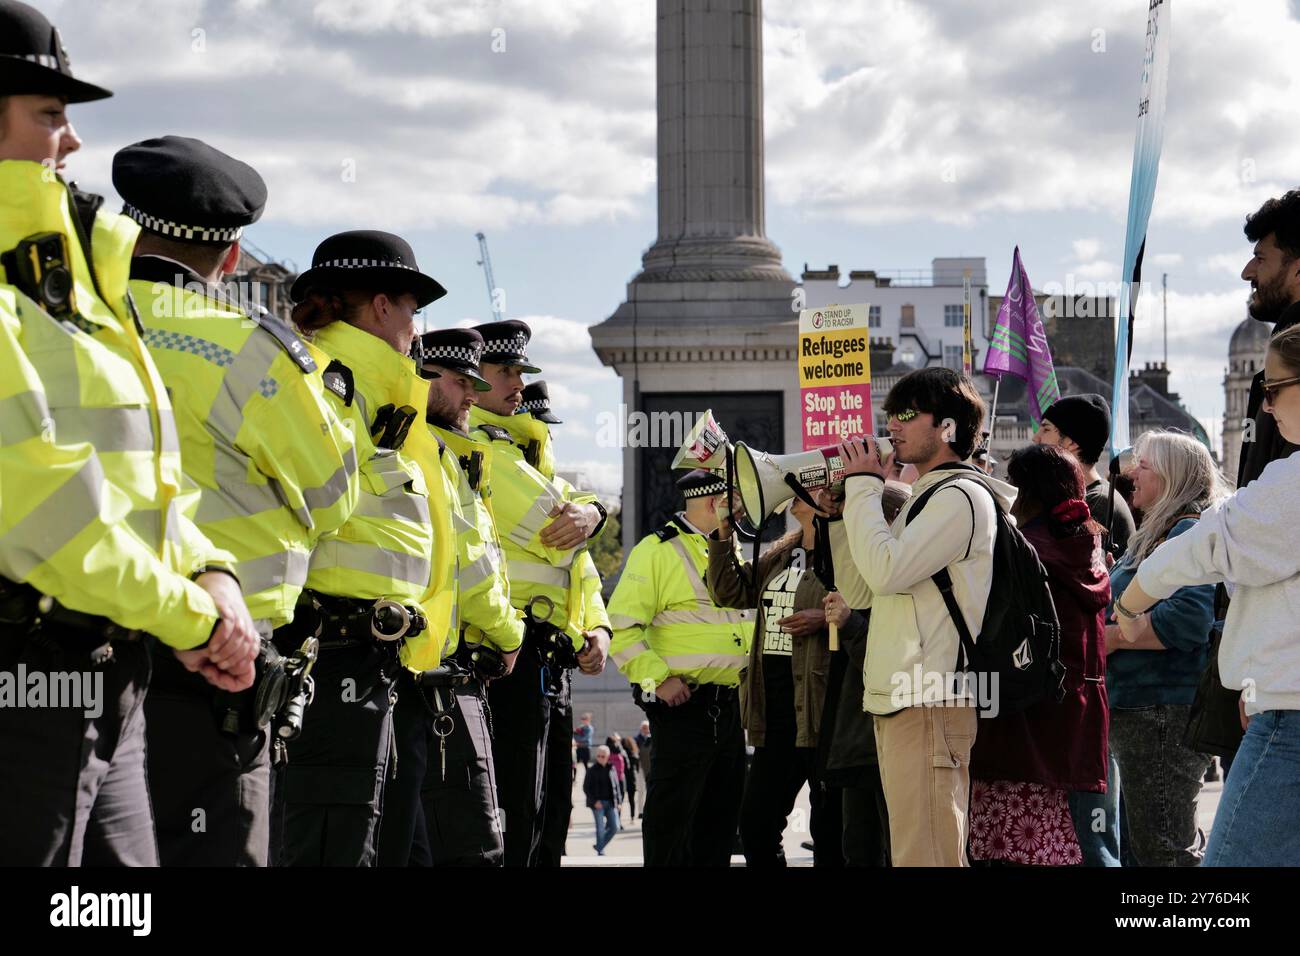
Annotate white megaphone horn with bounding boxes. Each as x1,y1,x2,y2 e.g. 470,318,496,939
733,437,892,532
672,409,732,473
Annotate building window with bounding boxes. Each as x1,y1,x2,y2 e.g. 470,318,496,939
869,305,881,328
943,345,964,370
944,304,964,327
901,304,915,328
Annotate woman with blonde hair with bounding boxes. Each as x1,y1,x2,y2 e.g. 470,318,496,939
1106,429,1231,866
1119,325,1300,866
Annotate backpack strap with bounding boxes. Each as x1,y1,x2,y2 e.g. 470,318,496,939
906,467,998,674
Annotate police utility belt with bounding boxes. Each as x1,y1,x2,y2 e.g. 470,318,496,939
523,594,580,671
290,589,427,650
0,577,143,665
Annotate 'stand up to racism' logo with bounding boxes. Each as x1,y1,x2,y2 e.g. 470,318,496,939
811,311,823,328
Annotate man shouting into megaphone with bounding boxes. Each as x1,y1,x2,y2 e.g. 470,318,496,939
829,367,1013,868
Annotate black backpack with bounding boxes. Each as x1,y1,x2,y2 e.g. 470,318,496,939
904,465,1065,716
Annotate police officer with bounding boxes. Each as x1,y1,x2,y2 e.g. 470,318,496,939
0,0,259,866
515,379,595,866
379,328,526,866
113,136,361,866
468,320,612,865
608,469,751,866
279,231,443,866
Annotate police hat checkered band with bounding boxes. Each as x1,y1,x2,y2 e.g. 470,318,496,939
518,399,551,414
421,343,482,365
3,53,59,68
123,203,243,243
482,333,529,353
682,480,727,498
316,258,418,271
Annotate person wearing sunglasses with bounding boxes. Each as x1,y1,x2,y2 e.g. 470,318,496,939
1118,323,1300,866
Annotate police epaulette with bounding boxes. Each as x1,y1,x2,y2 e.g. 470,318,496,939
254,313,317,374
653,525,681,542
434,432,447,456
479,424,513,443
321,359,354,406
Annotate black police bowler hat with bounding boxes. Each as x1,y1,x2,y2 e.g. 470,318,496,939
113,136,267,243
290,230,447,309
517,381,562,424
0,1,112,102
472,319,541,374
417,328,492,391
676,468,727,500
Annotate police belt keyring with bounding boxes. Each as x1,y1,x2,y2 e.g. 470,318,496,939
708,703,721,744
433,712,455,782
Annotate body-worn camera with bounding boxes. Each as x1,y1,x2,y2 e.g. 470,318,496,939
2,233,76,320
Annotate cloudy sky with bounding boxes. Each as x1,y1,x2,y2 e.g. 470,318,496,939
41,0,1300,492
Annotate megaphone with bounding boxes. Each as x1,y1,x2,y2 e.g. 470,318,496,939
733,438,892,533
672,409,732,472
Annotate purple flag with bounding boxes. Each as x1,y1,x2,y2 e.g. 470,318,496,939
984,247,1060,427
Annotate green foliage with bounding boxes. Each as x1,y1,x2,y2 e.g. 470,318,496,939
590,506,624,581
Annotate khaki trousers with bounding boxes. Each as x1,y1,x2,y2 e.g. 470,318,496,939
873,705,978,867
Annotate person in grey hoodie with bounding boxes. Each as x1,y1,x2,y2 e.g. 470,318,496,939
1119,324,1300,867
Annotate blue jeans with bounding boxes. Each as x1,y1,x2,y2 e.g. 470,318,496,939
592,802,620,854
1206,710,1300,867
1068,751,1122,867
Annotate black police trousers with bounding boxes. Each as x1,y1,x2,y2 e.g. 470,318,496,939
535,687,575,866
641,686,745,867
144,644,270,866
0,627,157,866
274,642,396,867
378,668,503,866
485,643,551,866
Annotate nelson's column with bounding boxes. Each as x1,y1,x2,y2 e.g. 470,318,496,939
589,0,800,547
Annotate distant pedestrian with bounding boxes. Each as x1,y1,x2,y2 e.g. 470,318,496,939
606,735,627,805
623,737,641,820
585,746,621,855
573,713,595,769
636,720,653,780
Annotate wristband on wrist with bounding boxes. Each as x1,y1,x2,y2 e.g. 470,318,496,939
192,565,241,588
1114,596,1140,620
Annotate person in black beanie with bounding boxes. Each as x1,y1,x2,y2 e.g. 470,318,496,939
1036,393,1136,562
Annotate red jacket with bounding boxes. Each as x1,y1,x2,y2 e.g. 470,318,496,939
971,515,1111,792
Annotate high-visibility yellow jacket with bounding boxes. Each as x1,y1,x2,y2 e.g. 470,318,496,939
0,162,234,649
132,259,359,628
399,430,463,672
608,515,751,691
305,322,433,599
433,423,525,656
468,407,610,647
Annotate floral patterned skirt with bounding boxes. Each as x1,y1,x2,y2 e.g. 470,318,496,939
968,779,1082,866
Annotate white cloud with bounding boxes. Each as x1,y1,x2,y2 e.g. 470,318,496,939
1147,252,1184,269
1072,239,1103,262
1202,252,1247,277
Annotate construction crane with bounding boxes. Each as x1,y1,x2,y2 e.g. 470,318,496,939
475,232,505,324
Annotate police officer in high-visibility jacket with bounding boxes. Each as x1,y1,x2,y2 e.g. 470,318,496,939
380,328,526,866
515,380,599,866
278,230,441,866
608,469,751,866
0,0,260,866
114,136,361,866
468,319,612,866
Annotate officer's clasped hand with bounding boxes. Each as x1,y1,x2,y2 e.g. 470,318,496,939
577,628,610,675
192,572,260,691
539,501,599,550
655,675,692,707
